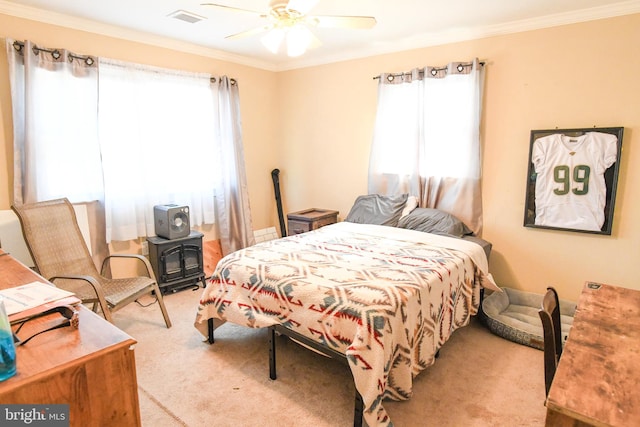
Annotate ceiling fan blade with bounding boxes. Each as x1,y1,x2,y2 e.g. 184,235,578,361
201,3,266,17
226,24,274,40
309,15,377,29
285,0,319,15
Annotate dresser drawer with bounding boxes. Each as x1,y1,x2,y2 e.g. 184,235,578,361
287,208,338,235
288,219,314,235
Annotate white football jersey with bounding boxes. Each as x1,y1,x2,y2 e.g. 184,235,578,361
532,132,617,231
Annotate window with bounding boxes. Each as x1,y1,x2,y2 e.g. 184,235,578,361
7,40,242,243
368,60,484,234
98,59,218,241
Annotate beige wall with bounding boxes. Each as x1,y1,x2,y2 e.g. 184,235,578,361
1,12,639,300
276,14,640,300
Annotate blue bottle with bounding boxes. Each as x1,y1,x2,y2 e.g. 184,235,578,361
0,297,17,381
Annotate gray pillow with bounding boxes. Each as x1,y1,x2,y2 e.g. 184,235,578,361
344,194,408,227
397,208,473,237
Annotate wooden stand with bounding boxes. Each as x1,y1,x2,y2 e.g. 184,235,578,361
287,208,338,235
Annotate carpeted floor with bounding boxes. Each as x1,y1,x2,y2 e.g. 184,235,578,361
114,288,547,427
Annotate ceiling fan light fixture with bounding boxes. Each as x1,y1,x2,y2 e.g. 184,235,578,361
261,28,285,54
204,1,375,58
286,24,313,57
260,23,313,57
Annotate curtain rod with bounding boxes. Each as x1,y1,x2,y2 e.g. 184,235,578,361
210,77,237,86
12,40,95,66
12,40,237,85
373,61,485,80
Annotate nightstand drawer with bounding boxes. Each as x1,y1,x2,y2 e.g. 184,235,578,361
287,208,338,235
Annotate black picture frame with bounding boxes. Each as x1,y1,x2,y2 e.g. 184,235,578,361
524,127,623,235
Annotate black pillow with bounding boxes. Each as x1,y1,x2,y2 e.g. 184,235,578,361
397,208,473,237
344,194,409,227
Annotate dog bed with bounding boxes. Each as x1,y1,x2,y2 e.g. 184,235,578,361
482,287,576,350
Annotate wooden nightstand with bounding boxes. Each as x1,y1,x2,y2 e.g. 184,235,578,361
287,208,339,235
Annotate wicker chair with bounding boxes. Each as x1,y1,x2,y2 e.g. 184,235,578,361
12,198,171,328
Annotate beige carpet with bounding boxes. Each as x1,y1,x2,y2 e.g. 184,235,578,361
114,289,547,427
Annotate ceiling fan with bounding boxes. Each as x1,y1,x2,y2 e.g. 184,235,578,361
201,0,377,57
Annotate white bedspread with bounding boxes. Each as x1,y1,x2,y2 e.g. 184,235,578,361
195,222,497,426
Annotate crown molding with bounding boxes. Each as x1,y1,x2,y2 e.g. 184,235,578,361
277,0,640,70
0,0,279,71
1,0,639,72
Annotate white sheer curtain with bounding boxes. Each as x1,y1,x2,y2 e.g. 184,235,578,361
368,59,484,234
98,58,254,251
210,76,255,254
7,39,255,252
5,39,103,205
97,59,220,241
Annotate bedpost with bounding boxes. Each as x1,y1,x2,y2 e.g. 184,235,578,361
478,287,487,324
208,318,215,344
269,326,277,380
271,169,287,238
354,391,363,427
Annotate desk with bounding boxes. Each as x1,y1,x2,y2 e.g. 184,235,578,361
0,250,141,426
545,282,640,427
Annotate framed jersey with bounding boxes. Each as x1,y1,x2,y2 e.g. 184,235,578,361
524,127,624,235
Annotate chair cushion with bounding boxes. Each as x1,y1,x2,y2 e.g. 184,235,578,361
103,276,156,307
482,287,576,350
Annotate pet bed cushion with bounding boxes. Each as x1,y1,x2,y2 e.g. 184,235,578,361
482,287,576,350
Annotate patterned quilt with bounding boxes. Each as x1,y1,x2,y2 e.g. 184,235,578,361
195,222,498,427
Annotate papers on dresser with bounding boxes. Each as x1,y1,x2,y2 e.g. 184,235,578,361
0,281,78,316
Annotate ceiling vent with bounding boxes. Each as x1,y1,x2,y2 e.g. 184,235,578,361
167,10,206,24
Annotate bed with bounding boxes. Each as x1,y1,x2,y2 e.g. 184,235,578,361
194,195,498,427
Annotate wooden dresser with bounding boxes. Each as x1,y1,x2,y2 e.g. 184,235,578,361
287,208,339,235
0,250,141,426
545,282,640,426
